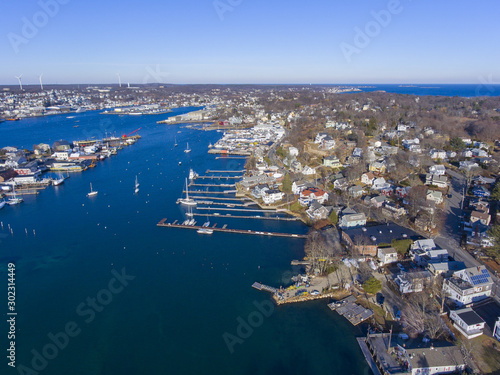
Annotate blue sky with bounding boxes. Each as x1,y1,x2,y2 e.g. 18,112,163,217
1,0,499,84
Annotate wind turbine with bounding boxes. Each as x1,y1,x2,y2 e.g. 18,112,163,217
117,72,122,88
14,74,23,91
39,73,44,90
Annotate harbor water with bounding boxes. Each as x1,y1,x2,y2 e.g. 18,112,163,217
0,110,368,375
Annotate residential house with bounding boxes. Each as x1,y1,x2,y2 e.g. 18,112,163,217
429,149,446,160
302,165,316,176
425,174,448,188
382,202,407,219
395,186,410,199
378,247,398,265
370,195,387,208
291,181,311,195
426,190,443,204
369,161,386,174
299,187,328,206
306,201,331,221
339,213,367,230
262,189,284,205
53,151,71,161
314,133,336,150
333,177,348,191
396,271,432,294
459,160,479,171
323,156,342,169
470,210,491,226
450,308,485,339
372,177,390,191
443,266,493,306
252,184,269,198
429,164,446,176
361,172,376,186
410,239,448,266
365,333,465,375
402,138,421,153
5,155,27,168
472,185,491,198
290,160,302,172
348,185,364,198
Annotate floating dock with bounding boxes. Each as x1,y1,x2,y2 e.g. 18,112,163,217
195,175,242,180
205,170,245,173
192,213,298,221
157,219,307,238
328,295,374,326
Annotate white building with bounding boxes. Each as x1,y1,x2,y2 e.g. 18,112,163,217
443,266,493,307
450,307,485,339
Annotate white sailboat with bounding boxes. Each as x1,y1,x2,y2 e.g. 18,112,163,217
174,137,178,147
189,169,198,180
6,185,23,205
178,178,196,206
134,176,140,194
87,183,98,197
0,200,5,209
184,142,191,153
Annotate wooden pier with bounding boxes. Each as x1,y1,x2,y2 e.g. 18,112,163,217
197,207,277,213
328,295,374,326
192,213,298,221
205,169,245,174
189,183,235,188
190,196,250,201
195,175,242,180
157,219,307,239
252,282,278,294
215,156,247,160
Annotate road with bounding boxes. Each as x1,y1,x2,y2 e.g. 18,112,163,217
434,169,480,267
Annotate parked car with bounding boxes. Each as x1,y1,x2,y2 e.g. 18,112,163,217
310,290,320,296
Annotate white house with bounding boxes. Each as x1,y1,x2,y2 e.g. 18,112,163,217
429,164,446,176
53,151,71,161
361,172,376,186
459,160,479,171
339,213,367,229
395,271,432,294
443,266,493,306
302,166,316,176
426,190,443,204
262,189,284,204
430,149,447,160
425,174,448,188
323,156,342,168
378,247,398,265
450,308,485,339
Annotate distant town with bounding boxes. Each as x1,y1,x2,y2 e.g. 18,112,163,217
2,84,500,374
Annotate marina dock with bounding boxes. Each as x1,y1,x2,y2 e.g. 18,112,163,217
195,175,242,180
205,169,245,174
252,282,278,294
157,219,307,238
192,213,298,221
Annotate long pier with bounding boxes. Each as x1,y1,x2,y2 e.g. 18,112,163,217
190,196,250,201
195,175,242,180
157,219,307,238
205,170,245,173
190,183,235,188
197,207,277,213
215,156,247,160
192,213,298,221
252,282,278,294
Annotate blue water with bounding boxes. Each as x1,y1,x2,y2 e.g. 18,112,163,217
334,83,500,97
0,110,369,375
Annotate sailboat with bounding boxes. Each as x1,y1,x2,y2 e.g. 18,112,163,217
134,176,140,194
87,183,98,197
174,137,178,147
184,142,191,153
6,185,23,205
197,220,213,234
0,200,5,210
178,178,196,206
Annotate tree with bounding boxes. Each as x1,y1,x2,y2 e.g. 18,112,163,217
282,173,292,193
245,155,256,171
362,277,382,294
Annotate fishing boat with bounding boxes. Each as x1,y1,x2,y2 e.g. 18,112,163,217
87,183,98,197
184,142,191,153
53,173,65,186
134,176,140,194
189,169,198,180
178,178,196,206
6,185,23,205
208,142,213,148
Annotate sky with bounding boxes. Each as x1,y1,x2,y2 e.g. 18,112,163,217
1,0,500,85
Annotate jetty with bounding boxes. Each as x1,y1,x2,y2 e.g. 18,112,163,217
157,219,307,238
328,295,374,326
